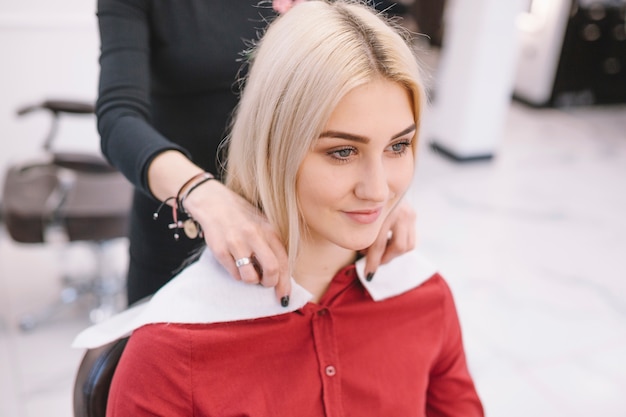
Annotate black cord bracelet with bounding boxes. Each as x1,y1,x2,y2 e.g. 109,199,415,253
178,175,216,214
152,172,216,241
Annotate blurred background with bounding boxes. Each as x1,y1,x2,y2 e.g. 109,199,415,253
1,0,625,416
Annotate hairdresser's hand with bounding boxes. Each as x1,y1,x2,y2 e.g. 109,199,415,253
184,180,291,305
361,200,417,280
272,0,306,14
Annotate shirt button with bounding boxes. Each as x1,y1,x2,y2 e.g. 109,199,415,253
325,365,336,377
317,309,327,316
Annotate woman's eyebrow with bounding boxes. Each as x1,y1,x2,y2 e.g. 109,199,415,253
391,123,416,139
319,123,416,143
319,131,369,143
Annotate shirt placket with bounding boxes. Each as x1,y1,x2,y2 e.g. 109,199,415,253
311,307,345,417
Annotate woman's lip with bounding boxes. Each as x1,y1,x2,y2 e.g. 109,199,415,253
343,208,383,224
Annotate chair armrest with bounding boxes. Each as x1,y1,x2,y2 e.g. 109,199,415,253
17,100,94,116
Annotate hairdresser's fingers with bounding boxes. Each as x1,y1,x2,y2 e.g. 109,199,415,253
244,227,281,288
232,227,291,307
362,226,390,281
380,202,417,265
236,256,263,285
223,226,266,285
208,223,260,284
212,235,268,285
187,182,261,283
363,201,417,280
241,222,291,305
263,227,291,305
380,213,416,265
184,180,290,302
210,242,244,283
211,222,291,306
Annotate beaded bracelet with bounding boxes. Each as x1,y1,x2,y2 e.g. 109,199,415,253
152,196,185,240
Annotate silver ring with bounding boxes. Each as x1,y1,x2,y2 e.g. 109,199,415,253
235,257,252,268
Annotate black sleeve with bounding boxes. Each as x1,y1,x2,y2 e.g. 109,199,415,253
96,0,190,198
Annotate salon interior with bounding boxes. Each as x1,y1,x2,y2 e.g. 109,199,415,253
1,0,625,416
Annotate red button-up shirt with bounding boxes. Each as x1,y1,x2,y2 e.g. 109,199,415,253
107,264,483,417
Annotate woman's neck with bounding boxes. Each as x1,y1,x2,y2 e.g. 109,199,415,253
294,241,357,303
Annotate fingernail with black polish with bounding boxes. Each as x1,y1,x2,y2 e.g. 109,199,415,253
366,272,375,282
281,295,290,307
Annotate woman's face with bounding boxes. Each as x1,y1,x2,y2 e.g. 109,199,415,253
296,79,416,252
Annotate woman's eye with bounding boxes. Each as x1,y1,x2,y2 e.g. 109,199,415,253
329,147,356,160
389,141,411,154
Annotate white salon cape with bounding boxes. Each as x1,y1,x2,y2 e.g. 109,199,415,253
73,249,438,349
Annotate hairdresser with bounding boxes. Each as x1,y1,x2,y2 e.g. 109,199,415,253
96,0,417,306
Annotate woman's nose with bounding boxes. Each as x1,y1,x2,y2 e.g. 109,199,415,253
354,158,389,202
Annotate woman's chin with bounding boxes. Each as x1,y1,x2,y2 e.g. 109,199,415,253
337,235,379,253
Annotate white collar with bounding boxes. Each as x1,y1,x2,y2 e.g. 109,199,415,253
73,249,437,349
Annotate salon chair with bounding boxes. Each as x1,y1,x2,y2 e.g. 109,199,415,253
74,337,129,417
1,99,132,330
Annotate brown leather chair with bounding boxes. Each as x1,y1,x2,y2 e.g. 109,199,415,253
73,337,129,417
1,99,132,330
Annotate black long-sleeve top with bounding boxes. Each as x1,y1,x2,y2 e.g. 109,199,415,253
96,0,274,196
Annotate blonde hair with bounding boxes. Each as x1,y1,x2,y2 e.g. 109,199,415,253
224,0,425,273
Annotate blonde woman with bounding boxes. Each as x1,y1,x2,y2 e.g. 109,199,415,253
97,0,415,307
76,2,483,415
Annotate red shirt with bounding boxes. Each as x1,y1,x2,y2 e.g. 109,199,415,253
106,265,483,417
